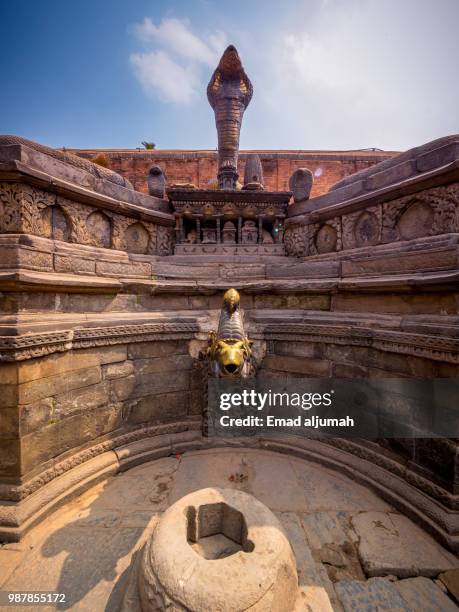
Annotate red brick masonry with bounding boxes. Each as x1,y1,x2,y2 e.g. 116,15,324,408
69,148,398,197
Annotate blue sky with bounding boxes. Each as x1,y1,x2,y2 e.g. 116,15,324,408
1,0,458,151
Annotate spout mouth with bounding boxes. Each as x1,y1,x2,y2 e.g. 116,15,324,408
218,45,244,78
224,363,238,374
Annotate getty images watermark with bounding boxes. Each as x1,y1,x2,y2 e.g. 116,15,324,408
207,378,459,438
218,388,354,429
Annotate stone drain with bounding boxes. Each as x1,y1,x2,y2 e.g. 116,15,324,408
122,487,299,611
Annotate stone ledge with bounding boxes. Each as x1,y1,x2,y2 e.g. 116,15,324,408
0,143,173,219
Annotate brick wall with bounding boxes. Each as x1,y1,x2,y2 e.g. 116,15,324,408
69,149,399,197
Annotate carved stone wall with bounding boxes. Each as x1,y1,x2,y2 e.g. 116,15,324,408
285,183,459,257
0,183,174,256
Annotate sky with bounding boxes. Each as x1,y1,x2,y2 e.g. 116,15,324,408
1,0,458,152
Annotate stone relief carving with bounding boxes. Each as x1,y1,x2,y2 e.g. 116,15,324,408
342,205,382,250
284,225,308,257
309,217,341,255
0,182,172,256
86,211,112,248
157,225,175,256
0,182,55,235
125,222,150,254
382,183,458,243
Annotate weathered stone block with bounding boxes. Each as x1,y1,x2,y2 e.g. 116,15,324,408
0,384,19,408
254,294,330,310
96,260,151,278
17,346,127,383
439,569,459,603
0,245,53,271
53,381,111,418
19,398,54,435
0,407,19,438
18,366,102,404
396,576,458,612
102,361,134,380
351,512,457,577
342,248,457,276
128,391,189,425
331,292,458,315
54,254,96,274
110,375,136,402
0,439,21,478
261,355,330,376
272,340,317,358
133,354,194,376
128,340,188,359
133,370,191,398
335,578,410,612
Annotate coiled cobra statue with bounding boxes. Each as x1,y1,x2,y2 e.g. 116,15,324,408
206,288,254,378
207,46,253,190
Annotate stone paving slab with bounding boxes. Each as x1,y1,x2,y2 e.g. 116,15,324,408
395,576,459,612
289,457,392,512
168,448,310,511
278,512,340,611
440,569,459,604
352,511,458,577
335,578,411,612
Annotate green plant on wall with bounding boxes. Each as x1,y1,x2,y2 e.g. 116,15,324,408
142,141,156,150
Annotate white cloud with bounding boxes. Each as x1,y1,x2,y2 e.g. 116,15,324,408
130,50,199,104
130,17,227,104
251,0,459,150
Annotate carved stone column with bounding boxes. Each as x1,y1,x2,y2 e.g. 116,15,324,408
216,215,222,244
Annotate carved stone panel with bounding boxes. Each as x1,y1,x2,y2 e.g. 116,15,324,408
157,226,174,256
342,206,382,249
0,183,55,235
397,201,434,240
125,222,150,254
315,224,337,253
354,210,380,246
284,225,308,257
382,183,459,243
86,211,112,248
51,206,71,242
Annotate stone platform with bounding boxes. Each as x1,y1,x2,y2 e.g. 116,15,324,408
1,447,458,612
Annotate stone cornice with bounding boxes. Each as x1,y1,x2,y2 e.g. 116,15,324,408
0,312,457,363
287,160,459,223
0,157,174,226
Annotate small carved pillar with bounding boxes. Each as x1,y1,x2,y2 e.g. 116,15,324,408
258,215,263,244
174,215,182,244
238,216,242,244
179,216,185,243
216,215,222,243
274,215,285,243
194,216,202,243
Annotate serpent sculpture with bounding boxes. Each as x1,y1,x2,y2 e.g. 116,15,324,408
207,45,253,190
206,288,254,378
0,135,133,189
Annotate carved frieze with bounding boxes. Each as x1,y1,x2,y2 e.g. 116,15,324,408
157,225,175,256
382,183,458,243
0,182,55,235
0,182,172,256
284,225,308,257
